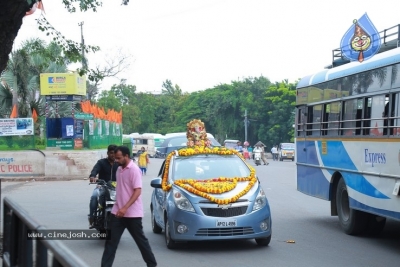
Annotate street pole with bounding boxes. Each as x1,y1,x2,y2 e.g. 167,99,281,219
78,21,87,69
244,109,248,142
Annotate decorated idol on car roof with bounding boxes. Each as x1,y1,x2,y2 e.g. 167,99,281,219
186,119,210,147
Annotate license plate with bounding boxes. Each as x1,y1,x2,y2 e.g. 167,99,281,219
287,155,292,158
216,219,237,227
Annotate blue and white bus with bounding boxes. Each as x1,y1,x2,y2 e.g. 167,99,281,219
295,24,400,235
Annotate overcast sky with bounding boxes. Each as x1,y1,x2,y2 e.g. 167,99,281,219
14,0,400,93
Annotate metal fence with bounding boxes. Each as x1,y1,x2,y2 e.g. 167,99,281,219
2,196,89,267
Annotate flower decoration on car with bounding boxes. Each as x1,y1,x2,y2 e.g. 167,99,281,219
161,119,257,205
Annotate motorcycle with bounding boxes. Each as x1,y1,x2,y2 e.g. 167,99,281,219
89,179,116,239
155,149,166,158
253,150,262,166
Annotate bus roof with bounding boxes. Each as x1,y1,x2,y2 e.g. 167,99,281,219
297,47,400,89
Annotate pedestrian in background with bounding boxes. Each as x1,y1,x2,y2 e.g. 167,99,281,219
137,147,149,175
271,145,278,161
101,146,157,267
260,144,269,165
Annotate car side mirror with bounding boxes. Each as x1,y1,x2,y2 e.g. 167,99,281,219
150,178,162,188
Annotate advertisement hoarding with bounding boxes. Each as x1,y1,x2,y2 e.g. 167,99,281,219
40,73,86,96
0,118,34,136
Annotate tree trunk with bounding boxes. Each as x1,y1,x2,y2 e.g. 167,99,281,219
0,0,31,74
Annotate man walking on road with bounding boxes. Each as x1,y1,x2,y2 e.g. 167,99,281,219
101,146,157,267
260,144,269,165
271,145,278,161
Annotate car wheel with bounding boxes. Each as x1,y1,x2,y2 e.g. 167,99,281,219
165,217,178,249
336,178,368,235
255,235,271,246
279,157,283,161
151,208,162,234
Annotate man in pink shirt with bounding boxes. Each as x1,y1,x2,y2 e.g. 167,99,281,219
101,146,157,267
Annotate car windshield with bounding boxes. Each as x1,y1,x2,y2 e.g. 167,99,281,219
281,144,295,149
172,155,251,181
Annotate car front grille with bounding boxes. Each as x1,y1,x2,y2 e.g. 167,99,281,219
195,227,254,236
201,206,248,217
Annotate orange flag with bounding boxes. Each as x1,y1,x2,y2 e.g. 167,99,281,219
32,109,38,123
10,104,17,118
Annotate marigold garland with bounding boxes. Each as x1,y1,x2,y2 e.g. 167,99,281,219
161,146,257,205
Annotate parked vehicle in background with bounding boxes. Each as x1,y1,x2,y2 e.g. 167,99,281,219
157,134,220,157
144,133,165,158
278,143,295,161
130,133,156,158
223,139,240,149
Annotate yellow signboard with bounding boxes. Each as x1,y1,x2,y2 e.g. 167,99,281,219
40,73,86,96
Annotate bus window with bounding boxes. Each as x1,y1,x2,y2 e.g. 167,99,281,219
382,94,396,136
342,99,362,136
395,93,400,136
363,97,372,135
322,102,341,136
307,105,322,136
297,107,306,136
368,95,385,136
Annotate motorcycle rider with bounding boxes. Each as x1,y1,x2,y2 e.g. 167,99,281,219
253,144,263,164
88,144,119,228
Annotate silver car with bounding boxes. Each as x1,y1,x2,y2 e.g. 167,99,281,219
150,152,272,249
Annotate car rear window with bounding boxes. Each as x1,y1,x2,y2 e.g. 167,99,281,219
172,155,250,180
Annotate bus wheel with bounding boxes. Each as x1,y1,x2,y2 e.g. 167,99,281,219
366,214,386,235
336,178,367,235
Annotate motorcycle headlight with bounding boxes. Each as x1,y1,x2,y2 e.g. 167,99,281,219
253,188,267,211
109,190,116,201
173,189,195,212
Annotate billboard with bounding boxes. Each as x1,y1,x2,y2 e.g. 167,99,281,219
0,118,34,136
40,73,86,96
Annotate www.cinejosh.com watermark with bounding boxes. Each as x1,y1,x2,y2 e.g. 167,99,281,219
27,230,110,240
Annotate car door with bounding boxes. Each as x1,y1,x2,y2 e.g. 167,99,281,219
154,160,167,225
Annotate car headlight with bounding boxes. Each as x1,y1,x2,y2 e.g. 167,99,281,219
109,190,116,201
253,188,267,211
173,189,195,212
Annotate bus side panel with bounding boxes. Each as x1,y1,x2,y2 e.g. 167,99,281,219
318,139,400,220
296,140,330,200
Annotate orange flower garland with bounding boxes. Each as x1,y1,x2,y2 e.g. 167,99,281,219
161,146,257,205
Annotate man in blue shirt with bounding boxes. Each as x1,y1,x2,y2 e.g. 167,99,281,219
234,141,243,153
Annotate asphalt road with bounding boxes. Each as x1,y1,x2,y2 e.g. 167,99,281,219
2,158,400,267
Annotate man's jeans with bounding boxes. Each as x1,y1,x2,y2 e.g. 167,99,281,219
101,215,157,267
89,187,100,219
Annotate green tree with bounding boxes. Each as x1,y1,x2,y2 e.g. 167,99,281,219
264,81,296,147
1,0,115,80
